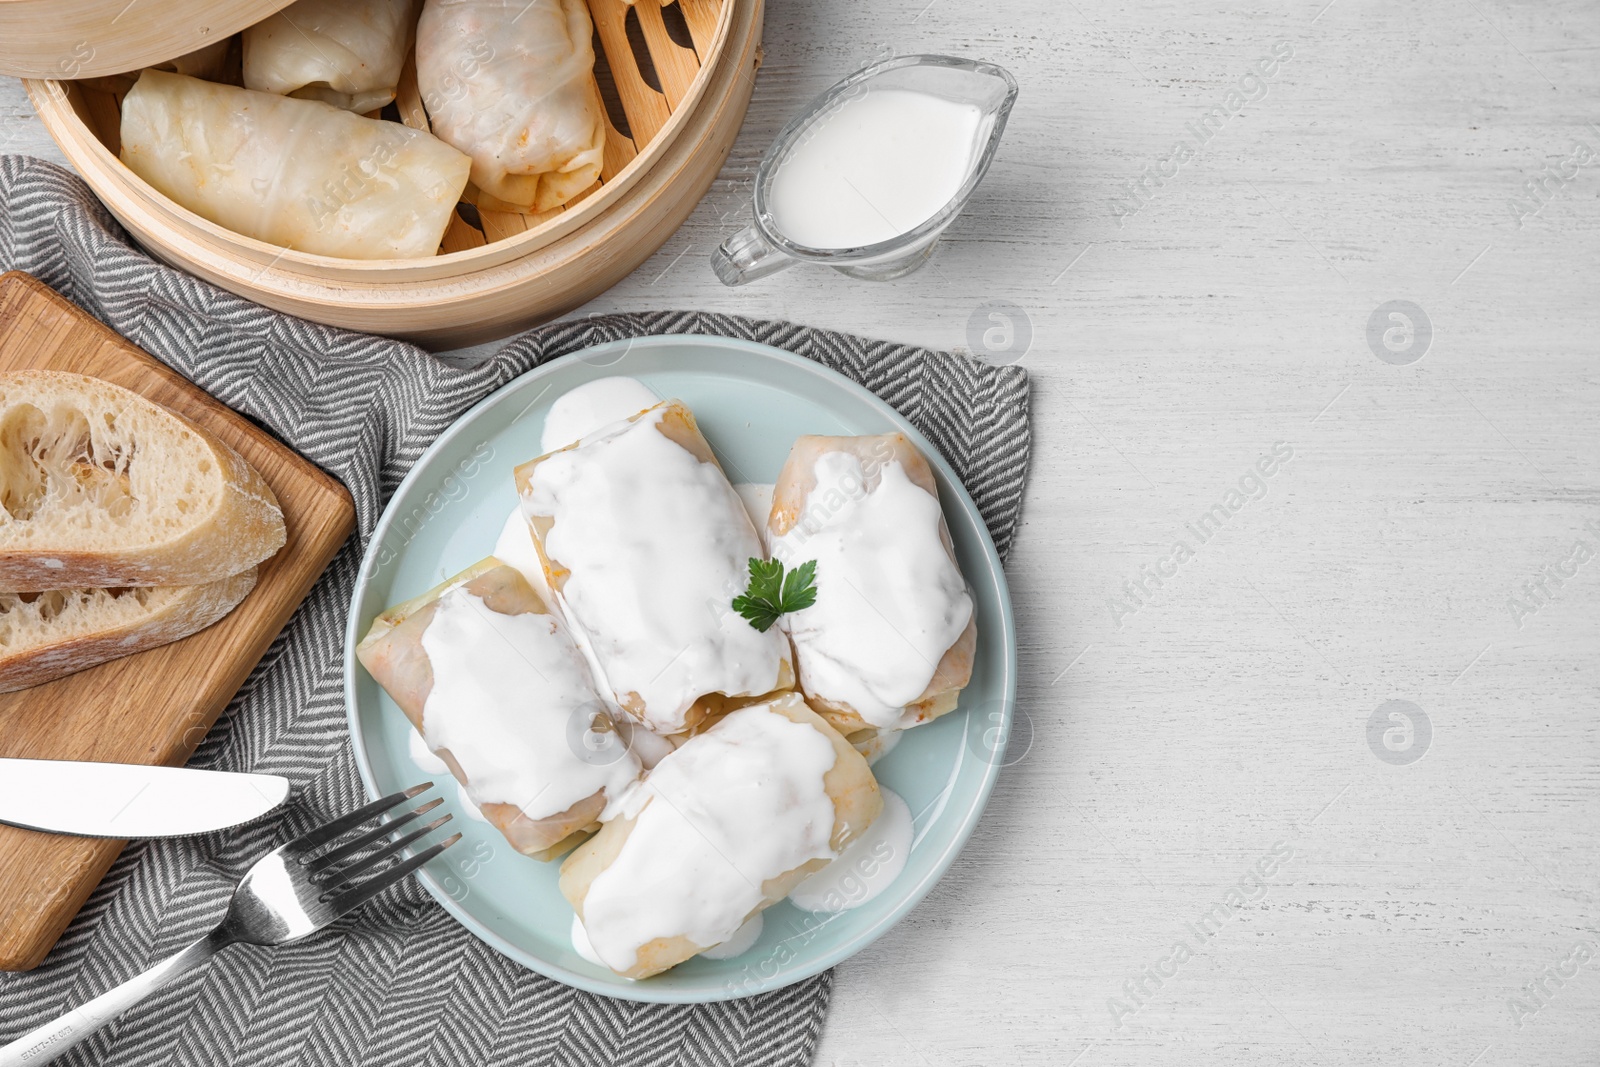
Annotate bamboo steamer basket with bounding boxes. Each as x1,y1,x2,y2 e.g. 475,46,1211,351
14,0,762,347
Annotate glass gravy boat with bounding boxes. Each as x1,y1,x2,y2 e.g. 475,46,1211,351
711,54,1018,286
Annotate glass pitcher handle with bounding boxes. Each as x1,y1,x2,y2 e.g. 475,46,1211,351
711,223,793,286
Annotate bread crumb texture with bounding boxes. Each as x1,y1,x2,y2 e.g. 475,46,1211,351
0,371,284,590
0,568,258,691
0,586,180,646
0,376,218,544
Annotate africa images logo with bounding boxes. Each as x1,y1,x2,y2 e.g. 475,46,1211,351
1366,300,1432,366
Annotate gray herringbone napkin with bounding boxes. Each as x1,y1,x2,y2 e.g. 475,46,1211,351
0,155,1031,1067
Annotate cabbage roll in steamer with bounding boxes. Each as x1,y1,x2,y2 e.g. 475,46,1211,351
243,0,419,114
119,70,472,260
416,0,606,212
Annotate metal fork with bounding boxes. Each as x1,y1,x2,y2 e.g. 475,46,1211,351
0,782,459,1067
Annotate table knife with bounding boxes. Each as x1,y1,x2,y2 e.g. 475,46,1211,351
0,758,290,838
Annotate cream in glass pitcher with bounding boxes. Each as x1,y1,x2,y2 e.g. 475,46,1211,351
711,54,1018,285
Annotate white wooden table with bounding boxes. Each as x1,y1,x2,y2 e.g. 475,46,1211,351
4,1,1598,1063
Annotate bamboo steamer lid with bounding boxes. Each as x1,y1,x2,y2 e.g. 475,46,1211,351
0,0,295,79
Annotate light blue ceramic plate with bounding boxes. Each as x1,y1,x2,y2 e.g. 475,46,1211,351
343,335,1016,1004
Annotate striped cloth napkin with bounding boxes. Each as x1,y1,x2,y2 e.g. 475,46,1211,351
0,155,1030,1067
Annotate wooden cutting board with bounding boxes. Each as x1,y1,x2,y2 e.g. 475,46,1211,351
0,271,355,971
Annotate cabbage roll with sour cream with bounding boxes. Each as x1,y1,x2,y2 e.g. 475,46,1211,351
514,400,795,736
415,0,605,211
356,558,642,861
120,70,471,260
768,434,976,739
561,693,881,979
243,0,417,113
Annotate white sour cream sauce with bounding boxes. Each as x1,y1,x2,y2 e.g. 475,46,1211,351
494,374,677,775
496,374,667,599
491,510,677,771
772,452,973,730
768,88,984,250
457,783,489,821
408,729,448,775
577,898,763,965
408,732,488,819
571,914,607,968
788,789,911,913
417,587,641,822
699,914,764,960
539,377,660,456
521,403,788,735
577,705,838,973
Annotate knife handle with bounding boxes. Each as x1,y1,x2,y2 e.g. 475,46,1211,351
0,927,227,1067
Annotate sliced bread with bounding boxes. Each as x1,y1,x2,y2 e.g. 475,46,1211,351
0,371,285,590
0,568,258,692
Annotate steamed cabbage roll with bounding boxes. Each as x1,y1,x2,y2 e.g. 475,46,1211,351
514,400,795,736
243,0,417,113
357,559,643,861
416,0,605,212
768,434,976,739
561,693,881,979
120,70,471,260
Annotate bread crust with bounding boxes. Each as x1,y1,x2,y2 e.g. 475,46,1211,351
0,370,285,590
0,568,258,693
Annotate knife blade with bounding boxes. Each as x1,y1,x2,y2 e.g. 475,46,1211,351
0,758,290,838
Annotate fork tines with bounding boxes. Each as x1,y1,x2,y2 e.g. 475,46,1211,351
291,783,462,906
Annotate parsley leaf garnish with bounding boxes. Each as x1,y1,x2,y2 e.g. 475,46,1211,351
731,557,818,632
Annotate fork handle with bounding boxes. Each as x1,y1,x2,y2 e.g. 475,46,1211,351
0,928,229,1067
